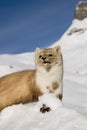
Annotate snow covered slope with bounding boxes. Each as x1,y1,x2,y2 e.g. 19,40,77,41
53,18,87,115
0,52,35,76
0,18,87,130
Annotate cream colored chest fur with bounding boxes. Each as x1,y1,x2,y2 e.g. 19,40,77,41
36,65,63,95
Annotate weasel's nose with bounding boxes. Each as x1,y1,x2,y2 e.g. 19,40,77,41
42,56,46,60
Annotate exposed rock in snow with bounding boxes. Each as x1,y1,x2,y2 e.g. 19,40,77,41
75,1,87,20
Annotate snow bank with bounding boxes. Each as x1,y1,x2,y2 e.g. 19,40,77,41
0,94,87,130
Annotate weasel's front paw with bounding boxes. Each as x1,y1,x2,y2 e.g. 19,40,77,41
40,104,51,113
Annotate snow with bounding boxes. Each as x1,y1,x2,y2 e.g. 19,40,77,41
0,18,87,130
37,93,63,110
0,94,87,130
53,18,87,115
0,52,35,76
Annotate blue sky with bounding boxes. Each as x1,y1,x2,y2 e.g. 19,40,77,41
0,0,84,54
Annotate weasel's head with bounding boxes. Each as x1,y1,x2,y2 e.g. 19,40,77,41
35,45,63,71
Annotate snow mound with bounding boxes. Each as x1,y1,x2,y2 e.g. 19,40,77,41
36,93,62,111
0,94,87,130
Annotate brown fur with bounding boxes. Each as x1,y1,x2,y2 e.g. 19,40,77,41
0,70,42,111
46,82,59,93
52,82,59,90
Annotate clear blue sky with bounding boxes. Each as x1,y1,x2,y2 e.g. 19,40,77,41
0,0,85,54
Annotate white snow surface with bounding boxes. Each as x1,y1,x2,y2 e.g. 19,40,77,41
0,18,87,130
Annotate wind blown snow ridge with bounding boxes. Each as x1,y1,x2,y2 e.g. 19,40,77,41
0,18,87,130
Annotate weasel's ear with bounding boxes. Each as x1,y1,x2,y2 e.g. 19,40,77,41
54,45,61,54
35,48,42,54
35,48,42,63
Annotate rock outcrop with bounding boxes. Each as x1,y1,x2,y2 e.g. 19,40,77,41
74,1,87,20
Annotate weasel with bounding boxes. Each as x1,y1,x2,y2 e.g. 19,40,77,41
0,45,63,111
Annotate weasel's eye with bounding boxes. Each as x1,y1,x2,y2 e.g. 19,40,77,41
49,54,53,57
39,55,42,58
